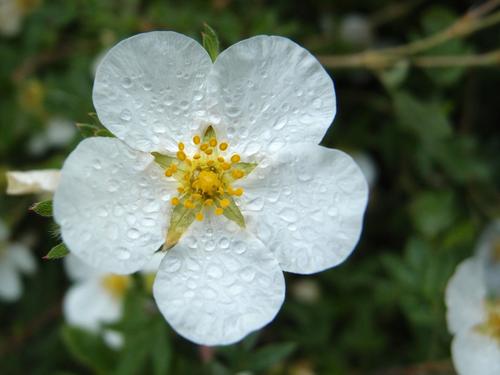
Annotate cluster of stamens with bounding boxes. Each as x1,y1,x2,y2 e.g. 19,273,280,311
476,300,500,341
164,131,247,222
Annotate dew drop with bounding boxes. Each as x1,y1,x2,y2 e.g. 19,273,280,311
143,82,152,91
122,77,132,88
127,228,140,239
120,109,132,121
117,248,131,260
234,241,246,254
93,159,102,170
205,240,216,252
273,116,287,130
207,265,223,279
279,208,299,223
218,237,230,249
165,258,181,272
240,267,255,282
313,98,322,109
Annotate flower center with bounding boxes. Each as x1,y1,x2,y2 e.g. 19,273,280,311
475,300,500,341
160,126,254,222
102,275,131,299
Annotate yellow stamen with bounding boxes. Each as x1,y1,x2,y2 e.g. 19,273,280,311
215,207,224,215
192,193,202,200
177,151,186,161
219,142,228,151
234,187,244,196
195,212,204,221
205,148,213,155
178,142,185,151
231,154,241,163
177,187,185,193
217,156,225,163
221,162,231,170
220,198,230,208
193,135,201,145
184,199,194,209
204,199,214,206
165,169,173,177
170,164,178,173
200,143,209,151
231,169,244,179
171,197,180,206
193,153,201,160
209,138,217,147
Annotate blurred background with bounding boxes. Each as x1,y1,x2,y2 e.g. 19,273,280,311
1,0,499,374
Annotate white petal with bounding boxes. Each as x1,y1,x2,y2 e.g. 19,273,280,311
6,169,60,195
140,251,165,274
93,31,213,153
208,35,335,154
452,329,500,375
0,259,22,301
63,279,122,330
7,244,36,274
445,257,488,334
241,144,368,274
64,254,104,282
54,137,174,274
153,219,285,345
103,330,124,349
475,221,500,297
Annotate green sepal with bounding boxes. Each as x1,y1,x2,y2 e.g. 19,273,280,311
43,243,69,259
165,196,197,249
94,128,115,137
76,113,116,138
202,125,216,143
30,199,53,217
224,162,258,183
151,152,178,169
201,23,220,62
75,123,98,138
219,194,245,228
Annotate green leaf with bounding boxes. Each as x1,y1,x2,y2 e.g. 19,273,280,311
219,194,245,228
247,342,297,372
30,200,53,217
61,326,117,375
165,195,197,249
201,23,220,62
43,243,69,259
202,124,216,144
151,152,178,169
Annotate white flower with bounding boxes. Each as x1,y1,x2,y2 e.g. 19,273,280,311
0,220,37,302
63,253,162,348
446,223,500,375
53,31,369,345
28,118,77,156
6,169,60,195
0,0,22,36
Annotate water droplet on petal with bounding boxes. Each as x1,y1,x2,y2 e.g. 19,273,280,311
120,109,132,121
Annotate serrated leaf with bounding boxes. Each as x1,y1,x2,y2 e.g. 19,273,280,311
165,196,197,249
201,23,220,62
151,152,177,169
202,124,216,143
30,200,53,217
219,194,245,228
44,243,69,259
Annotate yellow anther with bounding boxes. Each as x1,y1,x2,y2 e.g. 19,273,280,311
217,156,225,163
218,186,225,194
219,142,228,151
220,198,230,208
171,197,180,206
215,207,224,215
205,148,213,155
204,199,214,206
200,143,209,151
183,173,190,181
193,135,201,145
185,159,192,166
209,138,217,147
177,187,185,193
231,169,244,179
192,193,202,200
165,169,173,177
195,212,204,221
170,164,178,173
177,151,186,161
221,162,231,170
184,199,194,209
234,187,244,196
231,154,241,163
207,160,214,166
193,153,201,160
178,142,185,151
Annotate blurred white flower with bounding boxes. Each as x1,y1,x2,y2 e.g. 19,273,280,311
340,14,373,47
0,0,22,36
63,253,163,348
0,220,37,302
53,31,369,345
28,118,76,156
6,169,60,195
291,279,321,304
446,223,500,375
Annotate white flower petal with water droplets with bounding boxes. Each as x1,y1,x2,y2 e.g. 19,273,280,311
63,278,122,331
54,137,174,274
153,219,285,345
6,169,60,195
452,329,500,375
241,143,368,274
208,35,336,155
93,31,213,153
445,257,487,335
